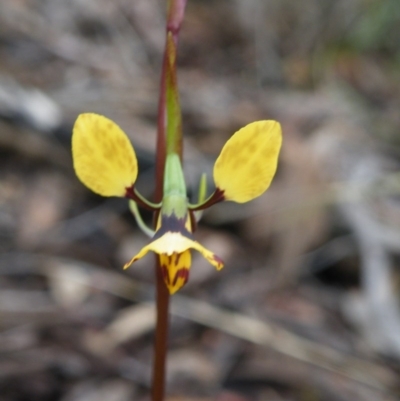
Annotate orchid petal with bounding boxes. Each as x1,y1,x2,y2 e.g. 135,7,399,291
123,231,224,272
72,113,138,197
213,120,282,203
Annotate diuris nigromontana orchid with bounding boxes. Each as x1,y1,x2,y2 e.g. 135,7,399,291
72,113,282,294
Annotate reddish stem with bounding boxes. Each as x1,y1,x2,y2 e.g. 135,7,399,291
151,262,170,401
152,49,170,401
151,2,187,400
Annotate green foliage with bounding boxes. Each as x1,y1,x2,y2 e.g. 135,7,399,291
349,0,400,54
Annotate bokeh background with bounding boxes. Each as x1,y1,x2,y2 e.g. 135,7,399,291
1,0,400,400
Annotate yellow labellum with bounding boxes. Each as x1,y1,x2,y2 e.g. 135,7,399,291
159,251,191,294
72,113,138,197
213,120,282,203
124,230,224,294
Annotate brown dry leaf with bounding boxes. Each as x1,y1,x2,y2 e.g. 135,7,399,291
0,121,69,166
61,379,135,401
83,303,155,356
310,118,400,358
232,349,398,401
166,398,213,401
214,392,251,401
167,349,220,389
17,172,71,248
46,261,91,308
171,296,398,392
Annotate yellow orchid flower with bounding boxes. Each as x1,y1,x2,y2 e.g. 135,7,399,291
72,113,281,294
124,213,223,294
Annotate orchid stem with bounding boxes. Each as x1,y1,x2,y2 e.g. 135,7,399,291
151,1,187,400
152,263,170,401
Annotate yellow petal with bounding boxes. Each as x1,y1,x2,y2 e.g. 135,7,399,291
190,242,224,270
123,245,150,270
72,113,138,197
213,120,282,203
147,232,194,255
159,251,191,294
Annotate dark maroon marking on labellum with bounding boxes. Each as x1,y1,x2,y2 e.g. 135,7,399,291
212,254,224,265
172,268,189,286
161,264,170,284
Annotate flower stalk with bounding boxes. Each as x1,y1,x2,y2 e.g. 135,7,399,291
152,2,187,400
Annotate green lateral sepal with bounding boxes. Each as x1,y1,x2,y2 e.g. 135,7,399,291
188,188,225,211
125,186,162,211
129,200,155,238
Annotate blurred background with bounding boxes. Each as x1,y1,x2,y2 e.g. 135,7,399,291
0,0,400,400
